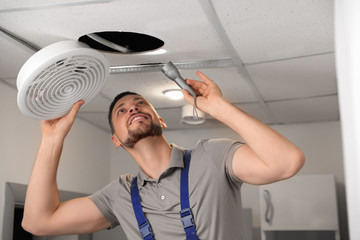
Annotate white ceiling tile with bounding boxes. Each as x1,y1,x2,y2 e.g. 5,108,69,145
246,53,337,101
268,95,339,124
0,0,339,131
213,0,334,63
1,0,229,65
0,0,109,12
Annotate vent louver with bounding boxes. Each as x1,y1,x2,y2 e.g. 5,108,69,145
17,40,109,120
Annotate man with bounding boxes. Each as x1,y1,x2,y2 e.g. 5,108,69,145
22,71,305,239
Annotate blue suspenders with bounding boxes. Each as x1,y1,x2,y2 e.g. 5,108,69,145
130,150,200,240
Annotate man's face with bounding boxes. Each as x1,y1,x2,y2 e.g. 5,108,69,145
111,94,165,148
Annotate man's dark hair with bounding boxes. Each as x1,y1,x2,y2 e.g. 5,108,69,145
108,91,140,134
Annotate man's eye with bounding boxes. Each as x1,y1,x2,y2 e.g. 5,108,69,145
118,109,125,114
137,101,145,106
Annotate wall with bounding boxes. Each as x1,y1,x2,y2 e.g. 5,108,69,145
0,83,112,238
109,120,347,240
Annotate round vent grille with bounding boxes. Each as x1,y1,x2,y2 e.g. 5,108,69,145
17,40,109,120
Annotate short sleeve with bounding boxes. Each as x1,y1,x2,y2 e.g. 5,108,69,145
195,138,244,186
88,180,121,229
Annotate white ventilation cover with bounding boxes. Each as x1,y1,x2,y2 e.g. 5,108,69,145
17,40,109,120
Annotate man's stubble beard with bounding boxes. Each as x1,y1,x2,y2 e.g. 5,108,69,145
122,121,163,148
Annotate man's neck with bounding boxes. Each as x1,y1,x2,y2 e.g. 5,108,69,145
126,135,172,179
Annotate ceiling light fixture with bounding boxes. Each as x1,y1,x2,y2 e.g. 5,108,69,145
163,89,183,100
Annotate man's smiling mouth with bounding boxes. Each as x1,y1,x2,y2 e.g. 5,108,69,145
128,113,150,125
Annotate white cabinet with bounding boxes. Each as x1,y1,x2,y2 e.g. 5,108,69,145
259,175,339,240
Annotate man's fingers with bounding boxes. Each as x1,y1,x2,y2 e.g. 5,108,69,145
181,89,193,103
67,100,84,121
196,71,213,85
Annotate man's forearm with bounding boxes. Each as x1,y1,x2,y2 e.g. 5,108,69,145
22,136,64,231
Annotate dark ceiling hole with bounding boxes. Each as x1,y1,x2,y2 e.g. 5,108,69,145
78,31,164,54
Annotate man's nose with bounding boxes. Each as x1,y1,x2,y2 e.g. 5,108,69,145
129,105,138,113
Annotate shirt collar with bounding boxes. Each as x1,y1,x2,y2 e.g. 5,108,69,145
137,144,186,188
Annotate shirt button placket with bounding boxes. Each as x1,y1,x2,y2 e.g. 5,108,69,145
157,181,166,201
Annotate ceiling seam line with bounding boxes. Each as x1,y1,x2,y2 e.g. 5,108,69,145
265,93,338,103
0,79,17,90
244,51,335,66
0,0,112,13
0,26,39,52
198,0,278,124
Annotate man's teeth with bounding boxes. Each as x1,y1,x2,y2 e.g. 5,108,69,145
132,116,145,124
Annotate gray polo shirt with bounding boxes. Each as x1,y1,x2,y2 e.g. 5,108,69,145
89,138,246,239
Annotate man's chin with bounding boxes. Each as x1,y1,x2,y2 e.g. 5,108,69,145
123,123,163,148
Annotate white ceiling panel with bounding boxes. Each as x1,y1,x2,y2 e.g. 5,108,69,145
0,0,110,12
0,0,229,65
0,0,339,131
213,0,334,63
246,53,337,101
268,95,339,124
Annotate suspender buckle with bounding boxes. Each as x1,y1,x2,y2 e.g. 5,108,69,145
180,208,195,229
139,221,153,238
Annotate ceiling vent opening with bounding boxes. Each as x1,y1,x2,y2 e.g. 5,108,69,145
78,31,164,54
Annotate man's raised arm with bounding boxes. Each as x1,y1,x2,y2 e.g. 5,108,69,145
22,100,110,236
183,71,305,185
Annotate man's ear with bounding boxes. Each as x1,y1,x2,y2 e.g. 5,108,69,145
159,117,167,129
112,134,122,148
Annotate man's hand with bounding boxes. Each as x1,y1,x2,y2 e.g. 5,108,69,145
41,100,84,141
182,71,223,116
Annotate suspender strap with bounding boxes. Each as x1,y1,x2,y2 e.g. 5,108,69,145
130,150,199,240
180,150,200,240
130,177,154,240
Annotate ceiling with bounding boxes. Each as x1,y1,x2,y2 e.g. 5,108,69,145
0,0,337,133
